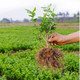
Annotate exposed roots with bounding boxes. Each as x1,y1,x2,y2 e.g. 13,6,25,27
36,47,64,69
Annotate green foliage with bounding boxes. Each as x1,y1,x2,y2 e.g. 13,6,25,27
0,50,79,80
64,52,79,72
53,51,79,80
0,26,79,79
0,26,78,52
0,75,7,80
0,50,53,80
54,71,79,80
25,8,37,22
26,4,58,47
26,4,57,34
39,4,57,33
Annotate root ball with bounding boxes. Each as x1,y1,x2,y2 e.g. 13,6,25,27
36,47,64,68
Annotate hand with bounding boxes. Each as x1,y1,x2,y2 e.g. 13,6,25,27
48,33,66,46
48,31,79,46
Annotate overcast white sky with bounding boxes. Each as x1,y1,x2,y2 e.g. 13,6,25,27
0,0,80,20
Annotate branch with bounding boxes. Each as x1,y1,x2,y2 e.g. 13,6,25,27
39,35,46,48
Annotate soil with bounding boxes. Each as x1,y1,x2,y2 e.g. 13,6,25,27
0,72,2,76
36,47,64,68
11,49,26,54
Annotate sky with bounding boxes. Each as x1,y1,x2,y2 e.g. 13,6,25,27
0,0,79,20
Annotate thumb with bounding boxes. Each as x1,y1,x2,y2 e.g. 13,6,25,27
48,37,56,42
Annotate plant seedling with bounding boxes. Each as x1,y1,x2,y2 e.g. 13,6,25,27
26,4,64,69
25,7,37,26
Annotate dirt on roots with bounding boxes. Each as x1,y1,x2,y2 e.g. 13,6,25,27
36,47,64,68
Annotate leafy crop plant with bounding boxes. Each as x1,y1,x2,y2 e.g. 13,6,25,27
26,4,64,69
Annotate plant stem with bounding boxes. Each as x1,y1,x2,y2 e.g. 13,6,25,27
39,33,50,48
46,33,49,48
39,35,46,48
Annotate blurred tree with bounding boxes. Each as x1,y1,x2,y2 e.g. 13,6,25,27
58,12,63,16
1,18,10,23
23,19,29,22
66,12,69,17
76,12,79,22
62,13,66,17
73,14,78,22
76,12,79,17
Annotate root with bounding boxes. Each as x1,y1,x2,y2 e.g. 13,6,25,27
36,47,64,69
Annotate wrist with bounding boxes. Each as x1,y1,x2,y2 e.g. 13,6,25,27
62,35,69,44
63,35,73,44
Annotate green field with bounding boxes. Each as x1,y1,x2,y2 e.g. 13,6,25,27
0,24,79,80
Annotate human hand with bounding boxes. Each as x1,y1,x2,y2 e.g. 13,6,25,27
48,33,66,46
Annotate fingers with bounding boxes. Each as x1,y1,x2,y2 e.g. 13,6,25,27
48,33,57,42
50,42,65,46
48,33,56,39
50,42,57,46
50,43,53,45
48,37,56,42
52,33,56,38
48,33,65,46
54,43,56,46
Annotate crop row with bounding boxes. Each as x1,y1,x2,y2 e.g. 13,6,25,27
0,26,79,80
0,49,79,80
0,26,79,53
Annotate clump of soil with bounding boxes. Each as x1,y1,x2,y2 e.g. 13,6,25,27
36,47,64,68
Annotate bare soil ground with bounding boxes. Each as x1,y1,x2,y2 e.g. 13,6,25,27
56,26,79,29
0,22,79,29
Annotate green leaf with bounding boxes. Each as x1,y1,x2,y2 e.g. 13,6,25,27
25,9,32,14
48,4,52,8
48,8,50,10
53,8,55,12
33,8,36,12
41,7,47,9
54,17,58,21
32,12,36,17
43,14,47,18
29,15,33,17
31,18,37,22
38,16,43,19
51,14,56,17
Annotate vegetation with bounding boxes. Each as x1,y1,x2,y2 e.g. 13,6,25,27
25,4,79,70
0,4,79,80
0,26,78,52
25,4,65,69
0,25,79,80
26,4,57,47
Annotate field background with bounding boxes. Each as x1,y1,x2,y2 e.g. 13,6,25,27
0,22,79,80
0,22,79,29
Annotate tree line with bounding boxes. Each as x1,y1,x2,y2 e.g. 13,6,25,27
0,12,79,23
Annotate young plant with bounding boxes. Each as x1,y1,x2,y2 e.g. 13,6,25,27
25,7,37,26
26,4,64,69
26,4,57,48
38,4,57,48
